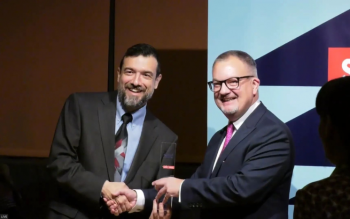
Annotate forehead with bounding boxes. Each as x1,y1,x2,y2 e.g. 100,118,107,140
122,55,158,73
212,56,250,80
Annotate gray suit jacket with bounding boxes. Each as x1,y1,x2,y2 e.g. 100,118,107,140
46,91,177,219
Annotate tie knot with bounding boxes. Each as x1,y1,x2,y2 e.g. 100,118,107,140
122,113,133,124
227,122,234,132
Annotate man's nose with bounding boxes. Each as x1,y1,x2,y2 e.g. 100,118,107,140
219,82,231,95
131,73,141,86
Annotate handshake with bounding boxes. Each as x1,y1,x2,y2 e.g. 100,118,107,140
101,181,137,216
102,177,183,218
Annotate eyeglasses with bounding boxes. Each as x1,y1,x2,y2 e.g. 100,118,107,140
207,76,254,92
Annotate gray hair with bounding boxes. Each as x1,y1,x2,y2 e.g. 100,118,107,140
213,50,258,77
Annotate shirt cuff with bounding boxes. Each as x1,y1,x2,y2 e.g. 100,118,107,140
178,180,184,203
128,189,145,213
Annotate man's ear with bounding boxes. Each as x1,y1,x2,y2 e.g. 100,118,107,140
154,74,162,89
116,67,121,82
252,77,260,95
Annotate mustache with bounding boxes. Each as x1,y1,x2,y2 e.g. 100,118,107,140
125,84,145,92
219,95,237,101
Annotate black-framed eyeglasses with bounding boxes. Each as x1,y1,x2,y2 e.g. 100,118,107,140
207,75,254,92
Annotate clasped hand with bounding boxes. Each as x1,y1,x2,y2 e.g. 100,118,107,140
149,177,184,219
152,177,184,204
102,181,137,216
102,177,183,217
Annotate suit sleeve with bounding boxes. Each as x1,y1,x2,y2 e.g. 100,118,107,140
180,125,293,208
177,161,203,202
46,93,105,207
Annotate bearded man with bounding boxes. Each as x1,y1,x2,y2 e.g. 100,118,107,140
46,43,177,219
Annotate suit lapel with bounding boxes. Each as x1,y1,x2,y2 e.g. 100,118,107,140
206,129,225,178
211,103,267,177
124,111,158,184
98,91,117,181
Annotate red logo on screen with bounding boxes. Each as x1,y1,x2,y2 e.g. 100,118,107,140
328,48,350,81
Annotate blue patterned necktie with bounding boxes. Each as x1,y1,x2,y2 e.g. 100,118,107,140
114,113,132,182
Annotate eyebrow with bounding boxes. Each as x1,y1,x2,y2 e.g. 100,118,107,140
123,67,134,71
212,77,237,81
123,67,154,75
142,71,154,75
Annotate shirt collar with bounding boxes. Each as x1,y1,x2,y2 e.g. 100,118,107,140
116,95,147,126
232,100,261,130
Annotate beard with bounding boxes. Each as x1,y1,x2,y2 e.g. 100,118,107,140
217,95,238,115
220,106,238,115
117,82,154,111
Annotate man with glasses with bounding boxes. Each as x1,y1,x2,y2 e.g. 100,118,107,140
149,50,295,219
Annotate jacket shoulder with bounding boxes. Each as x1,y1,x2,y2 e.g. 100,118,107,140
67,91,111,102
258,106,293,136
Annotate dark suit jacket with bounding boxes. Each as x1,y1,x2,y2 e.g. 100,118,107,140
46,91,177,219
180,103,295,219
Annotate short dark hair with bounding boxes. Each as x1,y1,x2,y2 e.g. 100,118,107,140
119,43,161,77
316,76,350,145
213,50,257,75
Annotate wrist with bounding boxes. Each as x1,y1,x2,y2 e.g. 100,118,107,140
132,189,137,202
129,189,145,213
101,180,110,197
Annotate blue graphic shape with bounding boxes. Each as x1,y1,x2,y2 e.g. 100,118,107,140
256,9,350,86
259,86,321,123
208,0,350,69
287,108,334,167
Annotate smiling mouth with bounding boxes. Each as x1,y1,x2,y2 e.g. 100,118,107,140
127,88,143,93
221,97,237,102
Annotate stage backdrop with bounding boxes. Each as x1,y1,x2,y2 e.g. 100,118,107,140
207,1,350,217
